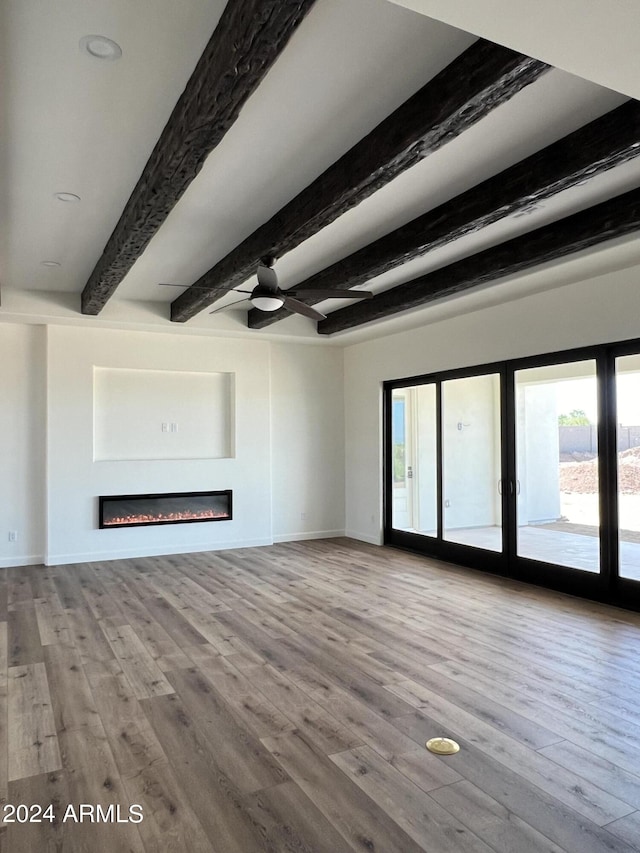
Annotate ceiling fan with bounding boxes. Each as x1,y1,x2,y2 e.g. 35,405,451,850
160,256,373,320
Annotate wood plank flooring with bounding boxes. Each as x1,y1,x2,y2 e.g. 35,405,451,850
1,538,640,851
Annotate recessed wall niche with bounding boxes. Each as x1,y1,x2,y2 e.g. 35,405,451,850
93,367,233,461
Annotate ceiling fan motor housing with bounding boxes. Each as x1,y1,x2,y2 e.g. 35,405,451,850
251,282,284,311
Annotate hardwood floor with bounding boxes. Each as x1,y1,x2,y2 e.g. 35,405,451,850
2,538,640,851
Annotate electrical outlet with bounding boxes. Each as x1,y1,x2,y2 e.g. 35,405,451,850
170,423,178,433
300,512,307,521
8,531,17,542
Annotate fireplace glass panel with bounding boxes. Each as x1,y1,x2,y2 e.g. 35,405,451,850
99,490,232,528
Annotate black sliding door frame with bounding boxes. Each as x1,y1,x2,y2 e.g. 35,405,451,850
384,361,509,578
609,339,640,604
506,347,606,602
383,336,640,611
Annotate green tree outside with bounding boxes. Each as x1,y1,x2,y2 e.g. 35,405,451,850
558,408,591,425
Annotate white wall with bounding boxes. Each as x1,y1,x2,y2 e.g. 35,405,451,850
46,326,273,564
517,384,561,525
0,323,345,567
442,374,501,531
93,367,233,461
270,343,345,541
0,324,46,566
344,264,640,543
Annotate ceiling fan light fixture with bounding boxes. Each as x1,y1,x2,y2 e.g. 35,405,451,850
251,295,284,312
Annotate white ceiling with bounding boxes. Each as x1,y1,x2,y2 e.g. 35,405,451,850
388,0,640,101
1,0,639,345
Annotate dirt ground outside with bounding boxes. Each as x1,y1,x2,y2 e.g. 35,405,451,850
549,448,640,540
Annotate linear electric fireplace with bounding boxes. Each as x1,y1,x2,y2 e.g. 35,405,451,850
99,490,232,529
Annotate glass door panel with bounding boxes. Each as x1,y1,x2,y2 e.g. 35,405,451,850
391,385,437,536
413,384,437,537
391,391,412,530
442,373,502,551
615,355,640,582
514,360,600,572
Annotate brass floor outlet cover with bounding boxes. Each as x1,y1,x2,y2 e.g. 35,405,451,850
426,737,460,755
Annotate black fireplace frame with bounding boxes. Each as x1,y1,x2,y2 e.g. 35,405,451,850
98,489,233,529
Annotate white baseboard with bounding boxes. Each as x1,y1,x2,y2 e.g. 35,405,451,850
273,529,345,543
345,530,382,546
13,534,371,567
44,537,274,566
0,554,44,568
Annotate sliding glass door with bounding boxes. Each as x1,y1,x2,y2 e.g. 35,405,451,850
384,338,640,608
385,367,506,574
390,384,437,537
514,360,600,573
442,374,502,551
615,353,640,584
390,390,413,530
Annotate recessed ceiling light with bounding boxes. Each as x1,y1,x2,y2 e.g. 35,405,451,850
41,261,61,267
80,35,122,61
54,192,81,203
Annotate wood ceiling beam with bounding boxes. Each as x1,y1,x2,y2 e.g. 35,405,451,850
171,40,549,321
317,184,640,335
80,0,318,316
249,100,640,329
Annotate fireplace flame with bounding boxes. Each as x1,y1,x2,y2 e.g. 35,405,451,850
104,509,229,526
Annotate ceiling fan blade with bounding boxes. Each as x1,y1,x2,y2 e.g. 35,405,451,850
282,296,326,321
256,263,278,291
209,297,250,314
285,289,373,299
